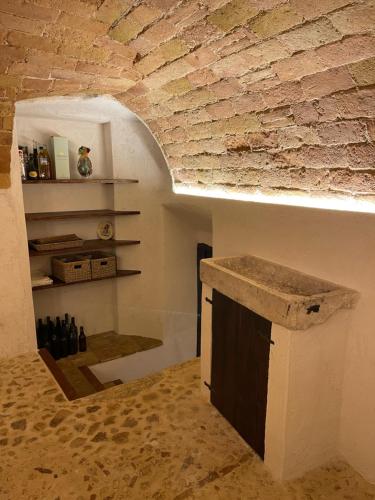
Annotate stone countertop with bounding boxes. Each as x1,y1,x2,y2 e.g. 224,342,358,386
0,353,374,499
200,255,359,330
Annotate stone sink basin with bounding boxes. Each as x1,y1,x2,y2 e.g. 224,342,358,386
200,255,359,330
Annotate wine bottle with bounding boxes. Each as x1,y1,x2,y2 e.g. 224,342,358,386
36,318,45,349
68,321,78,355
46,316,52,340
43,316,50,350
64,312,69,327
27,153,38,179
50,322,60,360
60,321,69,358
79,326,87,352
55,316,62,337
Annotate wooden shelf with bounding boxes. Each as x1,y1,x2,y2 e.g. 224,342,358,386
26,209,140,221
32,270,141,291
23,178,138,184
29,239,141,257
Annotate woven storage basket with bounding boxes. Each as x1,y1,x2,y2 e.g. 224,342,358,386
30,234,83,252
52,255,91,283
88,251,116,279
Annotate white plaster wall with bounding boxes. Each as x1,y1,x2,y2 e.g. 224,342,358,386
211,198,375,484
162,204,212,350
264,326,290,480
0,127,35,357
110,116,170,340
267,312,350,480
110,116,212,345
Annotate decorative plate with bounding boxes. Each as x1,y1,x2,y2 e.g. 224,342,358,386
97,221,114,240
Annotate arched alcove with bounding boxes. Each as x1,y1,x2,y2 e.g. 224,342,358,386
12,94,212,374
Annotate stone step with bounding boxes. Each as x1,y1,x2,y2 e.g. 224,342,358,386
39,349,124,400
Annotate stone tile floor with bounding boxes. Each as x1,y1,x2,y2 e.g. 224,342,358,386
56,332,162,397
0,353,374,499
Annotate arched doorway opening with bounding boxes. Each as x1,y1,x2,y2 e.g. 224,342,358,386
15,94,212,387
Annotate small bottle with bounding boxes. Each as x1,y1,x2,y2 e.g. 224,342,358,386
79,326,87,352
27,153,39,180
36,318,45,349
60,321,69,358
38,146,52,179
68,321,78,355
18,146,27,181
33,142,38,168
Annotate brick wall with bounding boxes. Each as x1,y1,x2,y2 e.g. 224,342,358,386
0,0,374,200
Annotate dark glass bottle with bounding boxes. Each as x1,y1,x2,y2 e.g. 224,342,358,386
46,316,52,341
68,322,78,355
64,313,69,328
60,321,69,358
33,143,39,171
36,318,45,349
55,316,62,337
50,322,60,360
44,316,52,353
79,326,87,352
28,153,39,180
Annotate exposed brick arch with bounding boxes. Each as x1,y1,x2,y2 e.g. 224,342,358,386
1,0,374,203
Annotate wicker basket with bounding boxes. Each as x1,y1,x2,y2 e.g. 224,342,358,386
30,234,83,252
52,254,91,283
88,251,117,279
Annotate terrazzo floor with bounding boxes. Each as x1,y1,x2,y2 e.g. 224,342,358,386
0,353,374,500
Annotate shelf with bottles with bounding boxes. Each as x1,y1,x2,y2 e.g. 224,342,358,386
36,314,87,361
19,143,52,181
19,137,138,184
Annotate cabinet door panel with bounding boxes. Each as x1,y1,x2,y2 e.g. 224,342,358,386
211,290,271,459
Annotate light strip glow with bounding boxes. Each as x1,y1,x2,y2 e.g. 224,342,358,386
173,184,375,214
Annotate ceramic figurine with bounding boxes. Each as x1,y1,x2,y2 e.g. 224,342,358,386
77,146,93,177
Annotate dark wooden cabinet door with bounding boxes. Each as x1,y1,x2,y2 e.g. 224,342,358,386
211,290,272,460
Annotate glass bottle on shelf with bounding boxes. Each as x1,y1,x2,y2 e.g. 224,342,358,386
36,318,44,349
68,318,78,355
60,321,69,358
79,326,87,352
18,146,27,181
50,324,60,360
38,146,52,179
27,153,39,180
55,316,62,335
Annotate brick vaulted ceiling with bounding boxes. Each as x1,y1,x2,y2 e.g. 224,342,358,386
0,0,374,205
